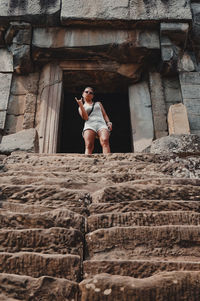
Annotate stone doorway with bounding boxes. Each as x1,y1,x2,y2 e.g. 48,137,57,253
59,90,132,154
36,63,136,154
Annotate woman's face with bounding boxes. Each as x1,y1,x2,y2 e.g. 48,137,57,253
83,87,94,101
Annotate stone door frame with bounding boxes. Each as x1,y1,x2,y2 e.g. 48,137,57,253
37,60,154,153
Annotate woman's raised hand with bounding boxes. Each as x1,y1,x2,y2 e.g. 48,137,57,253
75,97,83,105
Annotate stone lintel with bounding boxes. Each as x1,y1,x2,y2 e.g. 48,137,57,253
33,28,160,49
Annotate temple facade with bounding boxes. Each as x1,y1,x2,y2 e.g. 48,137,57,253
0,0,200,153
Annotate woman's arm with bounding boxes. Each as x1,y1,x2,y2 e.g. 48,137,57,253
99,102,112,131
75,97,89,121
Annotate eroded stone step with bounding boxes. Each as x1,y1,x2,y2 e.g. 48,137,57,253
0,201,53,214
0,184,91,203
83,259,200,279
92,183,200,202
87,211,200,231
89,200,200,214
0,208,86,232
0,199,89,215
86,226,200,260
79,271,200,301
0,172,163,187
0,227,83,256
0,273,80,301
0,252,81,281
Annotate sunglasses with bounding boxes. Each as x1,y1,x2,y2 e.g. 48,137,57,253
84,90,94,95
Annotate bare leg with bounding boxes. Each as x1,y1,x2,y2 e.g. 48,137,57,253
83,130,96,154
98,129,111,154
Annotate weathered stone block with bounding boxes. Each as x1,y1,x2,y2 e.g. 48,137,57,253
168,103,190,135
0,0,61,26
25,93,37,113
23,113,35,129
178,52,196,72
61,0,192,26
150,134,200,155
0,128,38,154
4,114,24,134
32,28,159,63
149,72,168,138
129,82,154,152
179,72,200,131
7,95,25,115
80,272,200,301
0,273,80,301
191,3,200,46
0,73,13,110
163,76,182,111
0,49,13,72
0,111,7,131
11,73,39,95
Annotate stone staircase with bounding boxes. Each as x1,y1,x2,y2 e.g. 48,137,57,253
0,151,200,300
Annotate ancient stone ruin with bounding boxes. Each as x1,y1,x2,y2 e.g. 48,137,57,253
0,0,200,300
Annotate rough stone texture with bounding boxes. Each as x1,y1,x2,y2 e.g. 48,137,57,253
0,273,80,301
0,73,13,130
0,152,200,299
129,82,154,152
4,114,24,135
149,134,200,155
11,73,39,96
0,252,81,281
80,272,200,301
0,49,13,72
61,0,192,26
0,227,83,256
0,0,61,26
149,72,168,138
0,128,39,154
179,72,200,133
5,73,39,134
162,76,183,112
168,103,190,135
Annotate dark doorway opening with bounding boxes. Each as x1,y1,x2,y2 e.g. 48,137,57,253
59,91,132,153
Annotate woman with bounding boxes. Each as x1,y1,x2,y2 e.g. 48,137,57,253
75,87,112,154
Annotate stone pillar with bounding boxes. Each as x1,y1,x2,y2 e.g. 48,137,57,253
149,72,168,138
168,103,190,135
129,82,154,152
179,72,200,136
36,63,63,153
0,49,13,138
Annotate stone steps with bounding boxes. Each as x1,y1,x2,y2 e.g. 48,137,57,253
88,200,200,214
86,225,200,259
0,273,80,300
79,271,200,301
83,259,200,279
0,208,86,232
92,183,200,202
0,199,89,215
87,211,200,231
0,152,200,300
0,227,84,257
0,252,81,281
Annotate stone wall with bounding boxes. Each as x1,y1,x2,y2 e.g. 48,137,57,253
0,0,200,153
